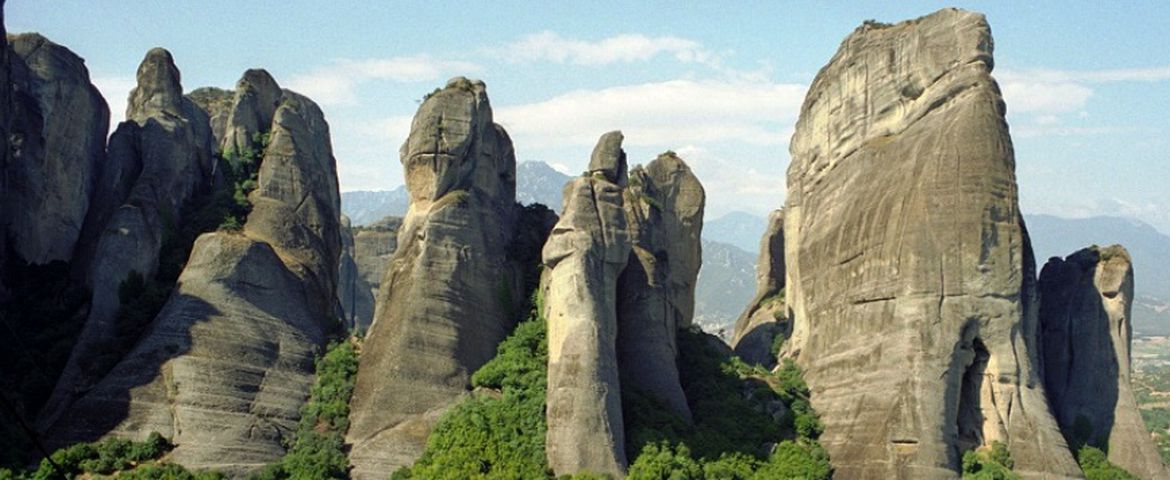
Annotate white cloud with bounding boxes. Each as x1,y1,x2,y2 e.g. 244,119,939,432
493,31,714,66
998,79,1093,115
998,66,1170,85
1012,125,1125,139
287,56,481,106
91,75,136,133
494,79,806,149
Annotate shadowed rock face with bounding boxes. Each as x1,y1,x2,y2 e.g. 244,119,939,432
1040,246,1167,479
41,48,215,427
338,215,401,331
186,87,235,151
784,9,1080,479
544,137,705,478
346,77,524,480
2,33,108,265
731,210,785,368
42,71,341,476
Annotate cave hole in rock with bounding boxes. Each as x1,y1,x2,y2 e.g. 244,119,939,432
957,337,990,455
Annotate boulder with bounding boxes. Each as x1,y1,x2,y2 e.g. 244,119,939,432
346,77,524,480
1040,246,1167,479
42,72,342,476
784,9,1080,478
731,210,785,368
2,33,108,264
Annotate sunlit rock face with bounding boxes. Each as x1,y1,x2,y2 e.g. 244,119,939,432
783,8,1080,479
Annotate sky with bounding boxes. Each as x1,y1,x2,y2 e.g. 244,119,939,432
8,1,1170,232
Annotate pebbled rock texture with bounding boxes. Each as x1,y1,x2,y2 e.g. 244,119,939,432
1040,246,1167,479
783,9,1080,479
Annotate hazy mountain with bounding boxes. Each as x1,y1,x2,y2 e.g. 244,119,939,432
703,211,768,253
341,161,572,225
516,161,571,212
694,240,757,338
1026,214,1170,335
341,188,409,226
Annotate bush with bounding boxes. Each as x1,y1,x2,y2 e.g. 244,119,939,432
247,338,360,480
1077,446,1139,480
397,304,550,479
962,442,1019,480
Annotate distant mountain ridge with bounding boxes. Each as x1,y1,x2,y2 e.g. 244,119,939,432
342,161,572,225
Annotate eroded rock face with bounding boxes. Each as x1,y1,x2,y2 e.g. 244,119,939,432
338,215,401,331
544,174,631,478
784,9,1080,479
1040,246,1167,479
545,139,705,477
186,87,235,151
223,69,282,155
2,33,108,264
616,152,704,422
346,77,523,480
731,210,785,368
41,48,215,426
42,71,341,476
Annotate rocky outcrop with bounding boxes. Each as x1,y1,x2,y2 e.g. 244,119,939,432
616,152,703,421
222,69,281,155
544,137,705,478
1040,246,1167,479
346,77,525,480
1,33,108,264
783,9,1080,479
186,87,234,151
42,71,342,476
731,210,785,367
41,48,215,425
544,155,632,478
338,215,401,331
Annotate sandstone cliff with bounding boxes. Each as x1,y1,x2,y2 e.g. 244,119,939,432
784,9,1080,478
1040,246,1167,479
2,33,108,265
544,134,705,477
731,209,785,368
42,70,342,476
346,77,527,480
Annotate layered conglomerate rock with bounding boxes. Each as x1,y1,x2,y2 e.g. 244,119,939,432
731,209,785,368
2,33,108,265
544,136,706,478
783,9,1081,479
1040,246,1167,479
346,77,525,480
42,71,342,477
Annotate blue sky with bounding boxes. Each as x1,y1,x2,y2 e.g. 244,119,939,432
9,1,1170,232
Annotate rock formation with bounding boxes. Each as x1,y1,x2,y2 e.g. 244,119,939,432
1040,246,1167,479
1,33,108,265
731,209,785,367
783,9,1081,478
337,215,401,331
346,77,526,480
42,70,342,476
544,135,705,477
41,48,215,425
186,87,234,151
543,144,632,478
